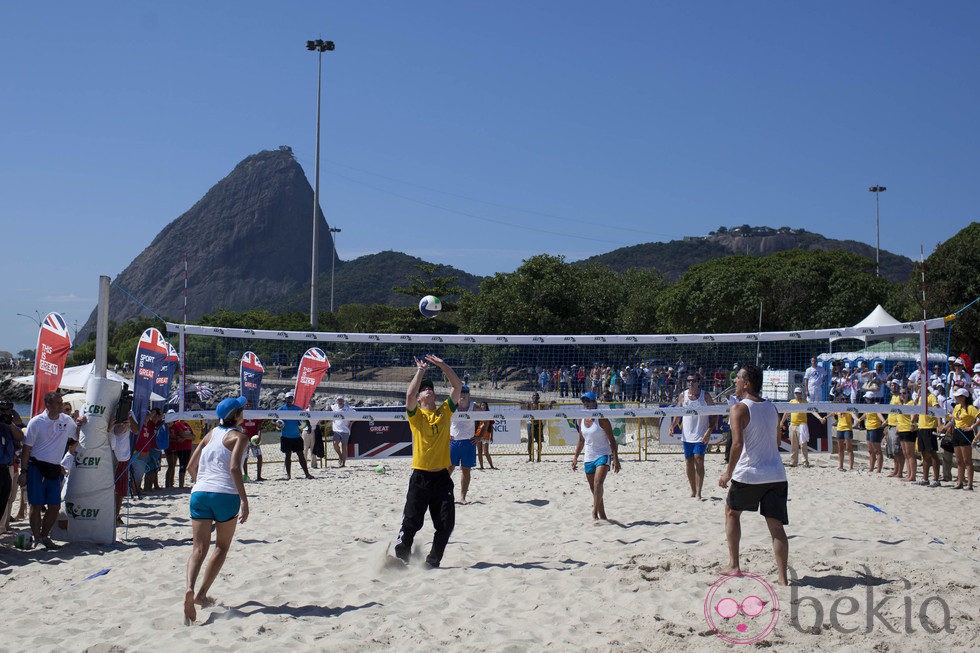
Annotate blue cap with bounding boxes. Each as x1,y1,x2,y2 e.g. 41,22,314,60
461,385,470,393
216,395,247,421
581,391,597,402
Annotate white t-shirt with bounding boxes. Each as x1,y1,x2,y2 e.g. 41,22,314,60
450,400,476,441
111,426,132,462
580,418,612,463
732,398,787,485
681,389,711,443
24,412,77,465
60,452,75,474
331,403,355,434
804,366,825,395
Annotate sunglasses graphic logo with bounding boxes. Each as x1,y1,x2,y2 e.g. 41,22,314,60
703,573,779,645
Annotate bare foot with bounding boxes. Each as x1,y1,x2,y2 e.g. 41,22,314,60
775,576,789,586
183,590,196,623
718,566,742,577
194,595,216,608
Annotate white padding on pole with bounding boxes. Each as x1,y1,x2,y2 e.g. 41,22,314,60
65,376,121,544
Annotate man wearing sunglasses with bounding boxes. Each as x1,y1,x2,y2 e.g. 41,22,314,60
669,375,714,500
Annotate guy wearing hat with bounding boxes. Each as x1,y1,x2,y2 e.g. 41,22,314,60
779,388,810,467
330,395,355,468
393,354,463,568
276,391,313,480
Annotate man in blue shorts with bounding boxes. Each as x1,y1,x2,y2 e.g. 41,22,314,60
448,386,477,503
669,375,714,500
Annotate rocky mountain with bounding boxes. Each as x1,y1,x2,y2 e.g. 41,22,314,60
577,226,915,282
79,148,480,339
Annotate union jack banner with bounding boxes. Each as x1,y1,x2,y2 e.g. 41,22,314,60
240,351,265,406
31,312,72,417
293,348,331,410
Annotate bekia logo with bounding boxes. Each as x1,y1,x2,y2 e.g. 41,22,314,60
704,573,779,645
65,501,102,521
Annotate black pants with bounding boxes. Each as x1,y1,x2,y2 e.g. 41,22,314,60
395,469,455,566
0,464,10,523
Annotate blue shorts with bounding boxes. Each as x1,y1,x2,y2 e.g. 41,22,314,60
584,455,610,474
683,441,707,458
190,491,241,523
866,428,884,443
450,439,477,468
27,465,62,506
836,430,854,440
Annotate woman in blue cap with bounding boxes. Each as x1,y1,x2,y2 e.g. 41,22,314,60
572,392,620,520
183,395,250,624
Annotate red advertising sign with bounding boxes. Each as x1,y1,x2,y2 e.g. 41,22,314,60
31,312,73,417
293,347,330,410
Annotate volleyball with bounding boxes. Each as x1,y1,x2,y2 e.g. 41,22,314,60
250,435,260,446
274,419,285,430
419,295,442,318
14,531,31,550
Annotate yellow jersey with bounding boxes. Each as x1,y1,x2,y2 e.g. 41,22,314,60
894,400,916,432
887,396,901,426
788,399,807,425
407,398,457,470
863,412,883,430
834,412,854,431
917,394,940,430
952,404,979,430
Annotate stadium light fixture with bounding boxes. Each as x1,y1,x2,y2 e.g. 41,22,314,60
307,38,335,328
868,185,886,277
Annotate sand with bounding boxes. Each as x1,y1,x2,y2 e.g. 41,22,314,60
1,453,978,651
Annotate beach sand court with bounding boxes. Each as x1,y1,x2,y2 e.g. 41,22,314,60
1,455,978,651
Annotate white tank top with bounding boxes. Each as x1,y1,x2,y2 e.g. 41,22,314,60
732,398,787,484
450,400,476,441
580,419,612,463
192,426,243,495
681,389,711,443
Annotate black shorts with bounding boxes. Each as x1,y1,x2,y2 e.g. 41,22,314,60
952,429,973,448
916,429,937,453
280,437,304,454
898,431,917,443
726,480,789,525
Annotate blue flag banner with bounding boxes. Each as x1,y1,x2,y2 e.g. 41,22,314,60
240,351,265,407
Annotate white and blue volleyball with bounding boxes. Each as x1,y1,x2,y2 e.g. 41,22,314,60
419,295,442,318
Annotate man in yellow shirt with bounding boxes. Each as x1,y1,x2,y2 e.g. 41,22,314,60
779,388,810,467
393,354,463,568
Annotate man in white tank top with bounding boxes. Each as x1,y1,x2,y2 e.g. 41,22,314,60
718,365,789,586
668,375,714,500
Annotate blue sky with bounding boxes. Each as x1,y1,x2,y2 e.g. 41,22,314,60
1,1,977,353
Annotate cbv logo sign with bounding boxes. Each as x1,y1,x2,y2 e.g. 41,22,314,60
76,456,102,468
65,502,101,521
85,404,107,415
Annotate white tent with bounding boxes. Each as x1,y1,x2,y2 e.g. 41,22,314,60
12,362,163,400
831,305,903,343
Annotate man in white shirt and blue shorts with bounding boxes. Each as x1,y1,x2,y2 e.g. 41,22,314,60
448,385,477,503
330,395,354,468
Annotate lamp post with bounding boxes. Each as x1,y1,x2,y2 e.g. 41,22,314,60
306,38,335,329
329,227,341,313
17,311,42,327
868,185,886,277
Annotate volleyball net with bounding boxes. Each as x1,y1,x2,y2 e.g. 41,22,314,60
164,317,951,427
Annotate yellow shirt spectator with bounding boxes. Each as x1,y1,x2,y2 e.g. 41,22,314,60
887,395,901,426
952,404,979,430
864,412,883,430
788,398,807,425
834,412,854,431
917,394,940,430
894,400,915,432
407,398,457,470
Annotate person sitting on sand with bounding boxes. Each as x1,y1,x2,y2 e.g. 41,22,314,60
183,396,250,623
393,355,463,568
719,365,789,586
572,391,620,520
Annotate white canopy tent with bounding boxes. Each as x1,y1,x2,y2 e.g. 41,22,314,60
13,362,164,400
830,305,904,344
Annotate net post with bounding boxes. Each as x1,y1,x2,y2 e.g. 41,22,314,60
919,321,928,417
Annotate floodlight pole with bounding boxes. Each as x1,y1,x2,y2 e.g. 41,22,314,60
329,227,341,313
307,38,335,329
868,185,886,276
